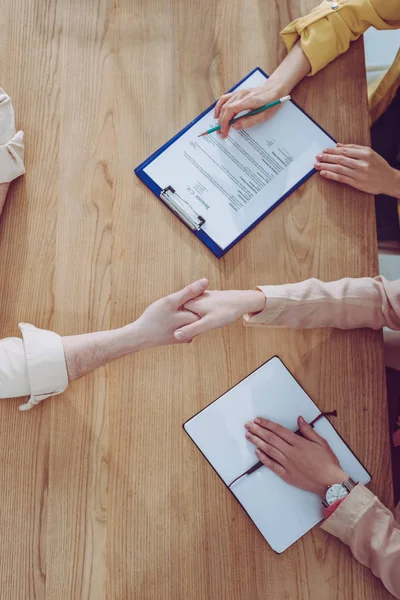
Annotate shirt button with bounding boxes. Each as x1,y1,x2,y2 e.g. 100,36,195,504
331,2,339,9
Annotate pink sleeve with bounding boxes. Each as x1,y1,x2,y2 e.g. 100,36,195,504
321,486,400,598
244,277,400,330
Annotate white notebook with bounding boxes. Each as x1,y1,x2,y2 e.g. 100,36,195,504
184,356,371,553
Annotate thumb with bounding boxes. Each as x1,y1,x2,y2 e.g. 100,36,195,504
174,315,213,341
297,416,327,446
171,278,208,307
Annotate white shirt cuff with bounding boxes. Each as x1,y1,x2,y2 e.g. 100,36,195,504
0,323,68,411
18,323,68,410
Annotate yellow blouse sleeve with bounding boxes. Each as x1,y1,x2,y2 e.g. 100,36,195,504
280,0,400,76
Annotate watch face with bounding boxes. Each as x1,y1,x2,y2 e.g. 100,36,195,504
326,484,348,505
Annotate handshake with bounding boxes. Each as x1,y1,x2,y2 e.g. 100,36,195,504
132,278,267,349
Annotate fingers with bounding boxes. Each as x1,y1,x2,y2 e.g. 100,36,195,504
321,145,367,160
255,449,286,478
178,308,200,325
183,296,205,316
244,421,291,455
174,314,214,341
337,143,369,151
219,95,254,138
297,416,328,447
315,162,355,179
171,278,208,307
219,103,243,137
214,93,234,119
315,152,361,170
252,417,298,445
245,428,288,465
318,169,358,188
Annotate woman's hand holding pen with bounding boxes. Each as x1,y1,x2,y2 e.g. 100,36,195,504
214,41,311,138
315,144,400,197
244,417,348,496
173,289,266,341
214,80,286,139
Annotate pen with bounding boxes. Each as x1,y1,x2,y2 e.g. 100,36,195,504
228,410,337,488
198,95,291,138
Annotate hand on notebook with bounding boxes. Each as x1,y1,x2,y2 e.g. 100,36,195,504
245,416,348,497
134,278,208,347
314,144,400,197
174,289,266,341
214,81,284,139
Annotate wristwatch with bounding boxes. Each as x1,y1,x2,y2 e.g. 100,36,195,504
322,477,356,507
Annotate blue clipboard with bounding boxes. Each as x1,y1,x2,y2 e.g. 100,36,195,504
135,67,336,258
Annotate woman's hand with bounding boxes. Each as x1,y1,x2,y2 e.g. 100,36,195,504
214,80,285,139
213,42,311,139
315,144,400,197
133,278,209,348
245,416,348,497
173,289,266,341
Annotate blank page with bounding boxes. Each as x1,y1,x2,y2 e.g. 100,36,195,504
184,357,371,553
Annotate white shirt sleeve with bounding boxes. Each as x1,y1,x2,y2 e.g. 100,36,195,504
0,89,25,183
0,323,69,411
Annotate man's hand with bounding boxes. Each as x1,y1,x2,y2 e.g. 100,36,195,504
315,144,400,197
63,279,209,382
245,416,348,497
173,289,266,342
133,278,209,348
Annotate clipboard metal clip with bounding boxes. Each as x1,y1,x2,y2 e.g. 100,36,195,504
160,186,205,231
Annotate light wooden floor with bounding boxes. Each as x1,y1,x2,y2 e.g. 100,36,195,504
0,1,393,599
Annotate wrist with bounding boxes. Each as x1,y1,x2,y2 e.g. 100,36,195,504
316,467,349,498
243,289,266,315
263,74,292,98
116,321,149,355
384,168,400,198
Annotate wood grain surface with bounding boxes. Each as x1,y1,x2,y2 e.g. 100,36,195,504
0,0,393,598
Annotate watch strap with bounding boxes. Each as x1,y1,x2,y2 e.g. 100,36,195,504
342,477,356,493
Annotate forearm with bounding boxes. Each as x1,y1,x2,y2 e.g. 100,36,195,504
62,322,146,382
322,487,400,598
244,277,400,331
267,41,311,95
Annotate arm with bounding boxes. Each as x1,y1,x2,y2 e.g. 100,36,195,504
215,42,310,137
246,417,400,599
0,279,208,410
321,487,400,599
174,277,400,341
280,0,400,77
62,278,208,380
245,276,400,330
216,0,400,136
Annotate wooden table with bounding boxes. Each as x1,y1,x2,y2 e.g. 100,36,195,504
0,1,393,598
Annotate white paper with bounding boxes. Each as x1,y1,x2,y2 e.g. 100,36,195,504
184,357,371,553
144,69,336,250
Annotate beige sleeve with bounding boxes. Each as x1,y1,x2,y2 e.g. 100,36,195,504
322,486,400,599
244,277,400,331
